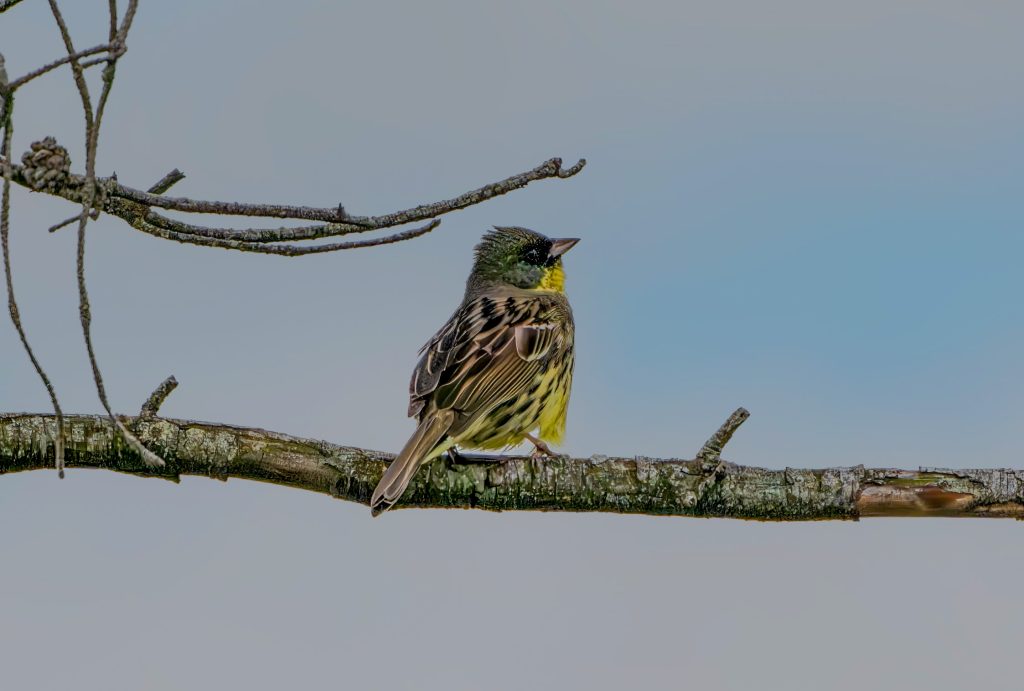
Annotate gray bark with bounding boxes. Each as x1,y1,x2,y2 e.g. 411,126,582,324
3,413,1023,519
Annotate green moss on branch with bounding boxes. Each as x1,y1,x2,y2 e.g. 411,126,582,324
2,413,1024,519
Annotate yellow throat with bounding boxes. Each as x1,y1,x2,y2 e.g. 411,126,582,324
538,261,566,292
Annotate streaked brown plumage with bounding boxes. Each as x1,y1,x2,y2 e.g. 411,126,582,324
370,227,578,514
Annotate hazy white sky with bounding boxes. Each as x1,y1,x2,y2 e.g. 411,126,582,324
2,1,1024,689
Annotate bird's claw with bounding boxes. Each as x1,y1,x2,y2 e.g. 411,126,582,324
525,433,555,459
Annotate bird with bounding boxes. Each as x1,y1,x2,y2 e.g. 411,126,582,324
370,226,579,515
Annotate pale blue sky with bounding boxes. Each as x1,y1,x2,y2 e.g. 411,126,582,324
2,1,1024,689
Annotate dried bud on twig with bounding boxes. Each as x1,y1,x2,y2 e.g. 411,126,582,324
21,136,71,192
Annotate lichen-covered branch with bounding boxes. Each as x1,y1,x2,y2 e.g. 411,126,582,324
2,412,1023,519
1,151,586,254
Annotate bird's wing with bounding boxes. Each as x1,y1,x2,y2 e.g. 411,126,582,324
408,305,466,417
514,323,560,362
408,293,562,424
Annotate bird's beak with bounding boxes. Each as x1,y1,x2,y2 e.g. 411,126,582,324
549,237,580,258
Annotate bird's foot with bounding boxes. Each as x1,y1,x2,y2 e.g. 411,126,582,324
525,433,555,459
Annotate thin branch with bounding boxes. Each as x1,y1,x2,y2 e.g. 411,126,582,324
107,0,118,43
142,210,374,243
49,0,162,468
146,168,185,194
142,208,437,246
115,198,442,255
3,412,1024,519
0,154,586,247
105,156,586,226
48,209,96,233
697,407,750,462
117,0,139,38
1,96,67,476
2,44,116,93
139,375,177,418
48,0,94,124
340,157,587,229
140,218,442,255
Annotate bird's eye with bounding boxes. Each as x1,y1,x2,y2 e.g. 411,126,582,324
522,247,545,266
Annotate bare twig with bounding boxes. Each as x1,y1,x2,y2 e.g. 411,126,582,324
127,203,441,255
143,212,375,242
697,407,751,463
106,156,586,227
146,168,185,194
139,375,178,418
2,44,116,93
48,1,94,122
557,159,587,177
138,205,440,252
0,154,585,248
107,0,118,43
48,209,96,233
118,0,139,37
49,0,162,468
1,96,67,476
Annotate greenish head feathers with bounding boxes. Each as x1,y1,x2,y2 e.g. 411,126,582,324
469,226,579,291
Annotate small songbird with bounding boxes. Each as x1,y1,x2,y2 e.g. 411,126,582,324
370,226,579,514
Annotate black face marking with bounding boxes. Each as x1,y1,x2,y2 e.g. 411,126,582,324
520,240,553,268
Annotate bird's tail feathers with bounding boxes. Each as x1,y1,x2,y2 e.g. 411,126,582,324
370,411,454,516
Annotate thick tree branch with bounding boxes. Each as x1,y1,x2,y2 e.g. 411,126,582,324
2,412,1023,519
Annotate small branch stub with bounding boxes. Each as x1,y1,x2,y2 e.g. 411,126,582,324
697,407,750,463
139,375,177,418
147,168,185,195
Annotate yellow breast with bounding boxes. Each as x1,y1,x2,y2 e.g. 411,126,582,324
536,363,572,443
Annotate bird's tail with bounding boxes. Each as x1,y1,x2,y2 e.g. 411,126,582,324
370,410,455,516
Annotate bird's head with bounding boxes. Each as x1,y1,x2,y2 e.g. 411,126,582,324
469,226,579,293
